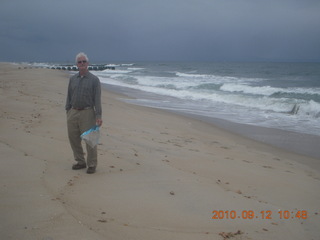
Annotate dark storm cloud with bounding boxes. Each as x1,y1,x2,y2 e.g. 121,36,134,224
1,0,319,62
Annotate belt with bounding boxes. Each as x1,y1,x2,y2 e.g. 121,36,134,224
72,107,92,110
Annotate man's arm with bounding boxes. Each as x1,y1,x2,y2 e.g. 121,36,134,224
65,78,72,112
94,77,102,126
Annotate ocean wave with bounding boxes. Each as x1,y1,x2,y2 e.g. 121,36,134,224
298,100,320,118
156,84,179,90
30,62,56,68
175,72,212,78
105,64,120,67
97,69,133,74
98,61,320,136
271,92,320,103
220,83,320,99
191,83,222,91
220,84,277,96
128,67,145,71
176,71,240,83
105,80,320,119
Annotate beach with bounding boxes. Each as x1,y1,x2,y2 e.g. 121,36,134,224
0,63,319,239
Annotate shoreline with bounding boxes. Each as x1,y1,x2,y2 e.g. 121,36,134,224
175,112,320,162
104,83,320,163
1,63,319,240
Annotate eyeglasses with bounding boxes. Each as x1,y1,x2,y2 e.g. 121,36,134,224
77,60,87,64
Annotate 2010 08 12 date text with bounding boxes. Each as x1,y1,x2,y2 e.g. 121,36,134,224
211,210,308,220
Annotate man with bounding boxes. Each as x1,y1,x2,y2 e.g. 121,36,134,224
65,52,103,174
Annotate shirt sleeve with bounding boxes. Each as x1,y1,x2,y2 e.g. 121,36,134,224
94,76,102,119
65,78,72,111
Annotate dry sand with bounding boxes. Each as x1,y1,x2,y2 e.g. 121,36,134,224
0,63,319,240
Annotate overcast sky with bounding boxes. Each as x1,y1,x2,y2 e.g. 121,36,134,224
1,0,320,63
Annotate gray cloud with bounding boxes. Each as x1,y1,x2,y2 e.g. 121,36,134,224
1,0,319,62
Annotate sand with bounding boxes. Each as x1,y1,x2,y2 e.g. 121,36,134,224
0,63,319,240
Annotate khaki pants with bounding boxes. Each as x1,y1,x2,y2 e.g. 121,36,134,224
67,108,97,168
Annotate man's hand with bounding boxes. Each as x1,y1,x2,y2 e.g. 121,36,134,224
96,118,103,127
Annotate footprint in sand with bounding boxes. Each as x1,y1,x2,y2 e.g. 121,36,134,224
262,165,274,169
220,146,230,149
216,179,244,196
242,160,253,164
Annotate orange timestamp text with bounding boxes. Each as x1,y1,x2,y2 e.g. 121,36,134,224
212,210,308,220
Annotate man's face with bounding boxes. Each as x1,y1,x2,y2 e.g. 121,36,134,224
77,56,88,71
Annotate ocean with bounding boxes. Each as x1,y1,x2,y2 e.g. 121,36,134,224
31,61,320,159
92,62,320,134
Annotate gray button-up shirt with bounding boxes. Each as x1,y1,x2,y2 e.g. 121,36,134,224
65,71,102,119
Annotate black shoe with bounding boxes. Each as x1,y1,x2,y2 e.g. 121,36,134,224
72,163,87,170
87,167,96,174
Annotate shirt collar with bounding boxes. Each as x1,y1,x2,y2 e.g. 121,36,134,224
77,71,90,78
